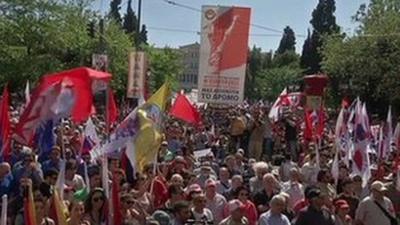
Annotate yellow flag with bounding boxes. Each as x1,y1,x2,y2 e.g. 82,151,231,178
133,82,170,172
146,82,171,111
53,189,68,225
134,109,162,172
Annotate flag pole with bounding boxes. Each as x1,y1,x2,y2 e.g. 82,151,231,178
60,119,66,159
105,85,110,135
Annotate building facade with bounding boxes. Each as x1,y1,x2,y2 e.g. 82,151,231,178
179,42,200,90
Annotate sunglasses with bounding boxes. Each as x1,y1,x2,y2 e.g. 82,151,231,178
92,197,104,202
125,200,134,205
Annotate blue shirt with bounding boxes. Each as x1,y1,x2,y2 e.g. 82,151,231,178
168,139,182,154
0,174,14,196
259,210,291,225
41,159,60,173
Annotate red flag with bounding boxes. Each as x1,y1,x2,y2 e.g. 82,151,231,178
341,96,350,109
0,86,10,162
40,67,111,123
23,185,37,225
14,79,75,145
112,172,122,225
107,88,118,130
304,110,313,142
316,106,326,139
170,93,201,125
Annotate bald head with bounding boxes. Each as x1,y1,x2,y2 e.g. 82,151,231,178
0,163,10,179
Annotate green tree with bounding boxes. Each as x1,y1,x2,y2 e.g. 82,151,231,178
122,0,137,43
109,0,122,25
245,46,268,99
301,0,340,74
0,0,96,89
254,66,303,100
276,26,296,54
145,46,182,92
0,0,134,98
139,24,148,45
322,0,400,114
245,44,301,100
104,21,134,98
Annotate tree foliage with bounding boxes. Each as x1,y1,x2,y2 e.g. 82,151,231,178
245,45,302,101
276,26,296,54
322,0,400,115
109,0,122,25
139,24,148,45
122,0,138,45
144,46,182,93
301,0,340,74
0,0,133,98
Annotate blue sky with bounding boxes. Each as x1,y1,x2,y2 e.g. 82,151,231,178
93,0,369,52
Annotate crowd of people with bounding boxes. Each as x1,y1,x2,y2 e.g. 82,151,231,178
0,99,399,225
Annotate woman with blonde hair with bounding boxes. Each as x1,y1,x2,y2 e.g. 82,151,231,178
68,200,89,225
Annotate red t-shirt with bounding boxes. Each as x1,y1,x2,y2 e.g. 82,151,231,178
151,176,169,209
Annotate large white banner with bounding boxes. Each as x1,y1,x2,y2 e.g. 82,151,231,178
198,6,251,104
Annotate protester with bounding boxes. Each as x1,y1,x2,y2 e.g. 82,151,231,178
3,76,400,225
216,167,231,195
171,201,192,225
295,186,335,225
205,179,227,224
219,200,248,225
335,178,359,219
281,167,304,210
83,188,106,225
258,194,291,225
234,186,257,225
191,192,214,223
333,199,352,225
252,173,280,214
355,181,396,225
249,162,269,193
67,200,88,225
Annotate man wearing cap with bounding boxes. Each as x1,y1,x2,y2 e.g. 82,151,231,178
219,200,248,225
159,141,174,162
205,178,227,224
355,181,396,225
335,178,359,219
295,186,335,225
334,200,352,225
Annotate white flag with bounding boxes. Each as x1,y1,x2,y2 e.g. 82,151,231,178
83,162,90,193
332,107,345,185
101,155,110,198
268,88,287,122
25,80,30,105
85,117,100,146
50,80,76,119
396,168,400,192
393,122,400,151
0,195,7,225
55,160,66,200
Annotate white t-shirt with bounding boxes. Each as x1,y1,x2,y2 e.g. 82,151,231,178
192,208,214,223
355,196,395,225
65,174,85,190
206,194,227,224
282,181,304,210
